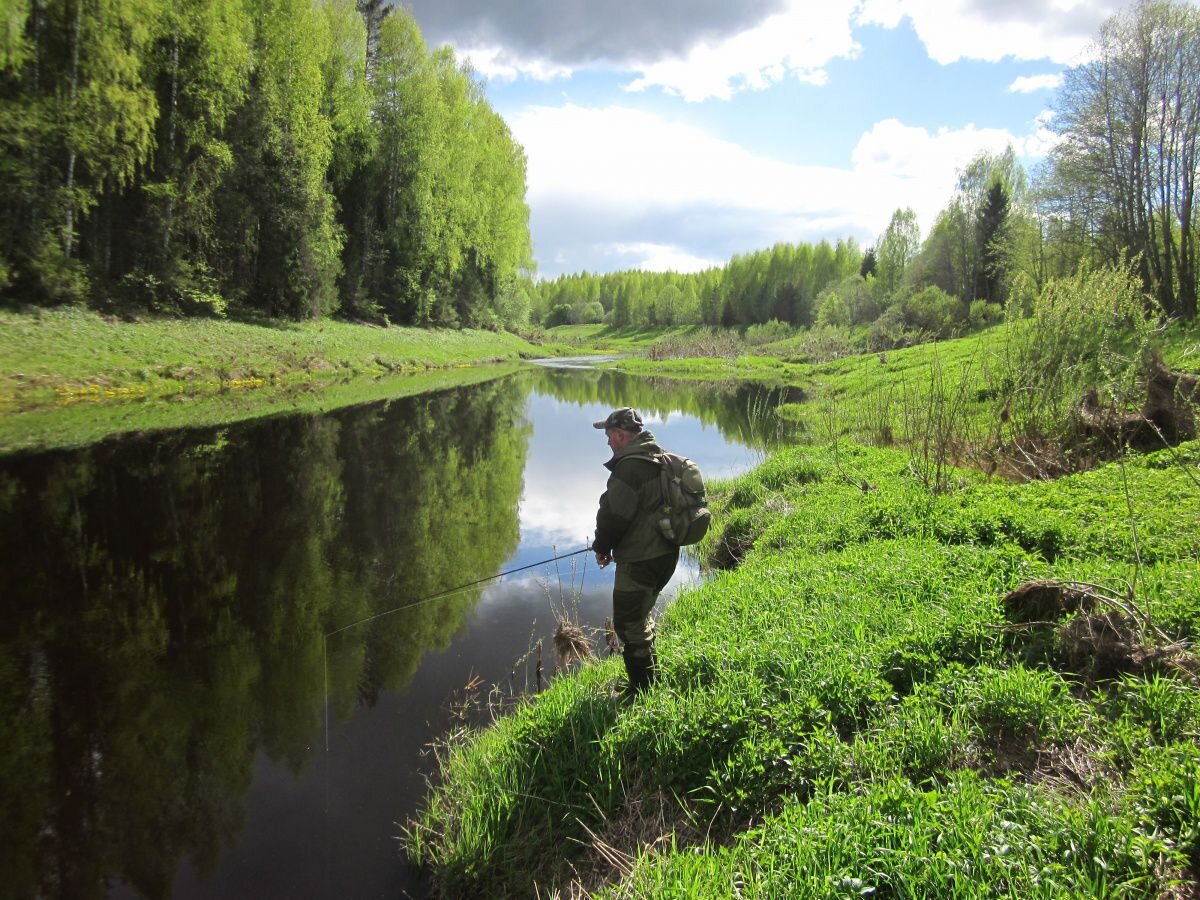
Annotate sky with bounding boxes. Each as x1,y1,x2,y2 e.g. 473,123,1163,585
400,0,1127,280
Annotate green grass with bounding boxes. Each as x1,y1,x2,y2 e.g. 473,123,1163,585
0,307,547,452
0,361,525,453
540,324,706,355
406,440,1200,898
0,307,540,409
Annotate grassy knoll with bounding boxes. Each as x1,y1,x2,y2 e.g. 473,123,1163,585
407,441,1200,897
0,307,540,410
0,307,547,452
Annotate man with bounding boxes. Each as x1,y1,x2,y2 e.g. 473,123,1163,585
592,407,680,701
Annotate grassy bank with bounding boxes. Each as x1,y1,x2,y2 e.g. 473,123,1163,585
0,307,541,410
0,308,549,452
406,440,1200,897
0,361,526,454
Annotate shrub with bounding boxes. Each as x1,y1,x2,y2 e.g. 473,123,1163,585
744,319,794,346
901,285,965,336
991,261,1161,452
968,300,1003,328
644,328,743,360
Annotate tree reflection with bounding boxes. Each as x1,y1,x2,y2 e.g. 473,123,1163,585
526,366,804,449
0,376,527,899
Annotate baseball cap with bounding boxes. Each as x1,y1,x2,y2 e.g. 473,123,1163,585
592,407,644,431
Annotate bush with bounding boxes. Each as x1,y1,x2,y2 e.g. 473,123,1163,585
902,286,965,336
644,328,743,360
968,300,1003,328
789,325,860,363
992,261,1161,450
867,305,916,351
744,319,794,345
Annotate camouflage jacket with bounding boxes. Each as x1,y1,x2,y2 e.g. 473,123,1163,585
594,430,674,563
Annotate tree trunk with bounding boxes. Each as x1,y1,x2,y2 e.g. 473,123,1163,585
62,0,82,257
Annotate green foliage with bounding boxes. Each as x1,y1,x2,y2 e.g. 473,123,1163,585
529,240,860,331
902,285,965,336
0,0,531,325
408,440,1200,896
994,262,1161,448
743,318,793,346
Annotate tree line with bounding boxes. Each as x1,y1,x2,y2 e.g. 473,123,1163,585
0,0,533,326
534,0,1199,335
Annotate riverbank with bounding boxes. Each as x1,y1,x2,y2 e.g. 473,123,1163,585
0,308,552,452
406,439,1200,897
0,308,543,408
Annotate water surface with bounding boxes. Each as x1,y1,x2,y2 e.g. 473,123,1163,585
0,364,789,899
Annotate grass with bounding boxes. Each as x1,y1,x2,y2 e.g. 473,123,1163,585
0,307,540,409
0,361,525,453
406,440,1200,898
0,307,549,452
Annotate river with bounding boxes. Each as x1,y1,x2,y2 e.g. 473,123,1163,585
0,362,793,899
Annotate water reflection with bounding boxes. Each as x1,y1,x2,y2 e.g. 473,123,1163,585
0,365,789,899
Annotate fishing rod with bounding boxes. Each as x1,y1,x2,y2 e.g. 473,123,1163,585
324,544,594,638
322,543,593,752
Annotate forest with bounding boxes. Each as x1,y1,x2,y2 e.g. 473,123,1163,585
1,1,1197,344
531,1,1200,337
0,0,533,327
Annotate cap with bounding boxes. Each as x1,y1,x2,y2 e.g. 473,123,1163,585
592,407,644,431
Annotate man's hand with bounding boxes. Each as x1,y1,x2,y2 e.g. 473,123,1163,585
595,551,612,568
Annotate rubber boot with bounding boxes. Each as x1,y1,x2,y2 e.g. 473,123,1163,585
644,646,658,687
616,647,650,704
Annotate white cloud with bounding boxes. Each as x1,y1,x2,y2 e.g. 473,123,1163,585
858,0,1117,66
1009,73,1064,93
607,243,722,273
456,45,573,83
624,1,860,101
511,103,1051,271
436,0,1116,103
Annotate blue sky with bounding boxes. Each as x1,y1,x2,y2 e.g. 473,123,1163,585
401,0,1125,279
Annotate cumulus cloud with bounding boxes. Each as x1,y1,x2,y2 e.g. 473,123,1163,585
406,0,1120,100
624,1,861,101
858,0,1121,65
511,104,1050,277
1009,73,1064,93
607,243,723,274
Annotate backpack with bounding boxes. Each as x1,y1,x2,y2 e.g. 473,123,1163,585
651,452,711,547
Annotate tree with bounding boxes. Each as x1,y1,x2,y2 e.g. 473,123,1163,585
876,208,920,294
860,246,877,280
976,180,1010,303
1042,0,1200,318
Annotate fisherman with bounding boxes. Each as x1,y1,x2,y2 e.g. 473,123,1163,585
592,407,680,702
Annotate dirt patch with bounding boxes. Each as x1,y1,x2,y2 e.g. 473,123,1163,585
1059,610,1199,682
1078,350,1200,452
1000,579,1199,682
1003,579,1098,623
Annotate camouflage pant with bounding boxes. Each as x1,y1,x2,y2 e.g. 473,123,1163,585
612,551,679,662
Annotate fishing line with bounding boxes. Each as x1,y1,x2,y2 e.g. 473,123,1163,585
322,544,594,751
324,544,594,638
